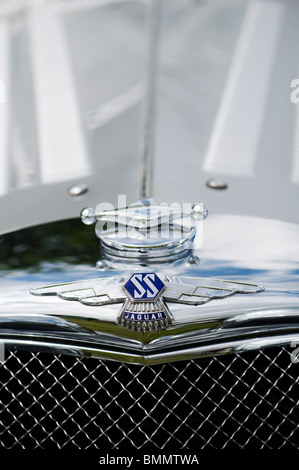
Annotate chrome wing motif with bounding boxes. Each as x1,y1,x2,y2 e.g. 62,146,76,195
31,274,264,332
31,277,126,306
163,277,264,305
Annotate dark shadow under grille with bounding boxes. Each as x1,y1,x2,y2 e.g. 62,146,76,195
0,347,298,449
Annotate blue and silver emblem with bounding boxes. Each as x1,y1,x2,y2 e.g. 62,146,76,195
31,273,264,332
123,273,165,301
120,273,170,331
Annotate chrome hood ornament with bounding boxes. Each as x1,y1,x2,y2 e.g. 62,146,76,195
30,273,264,332
80,199,208,267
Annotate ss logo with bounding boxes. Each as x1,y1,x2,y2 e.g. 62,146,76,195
123,273,165,301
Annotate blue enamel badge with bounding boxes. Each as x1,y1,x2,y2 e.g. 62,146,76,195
31,273,264,333
121,273,169,331
123,273,165,301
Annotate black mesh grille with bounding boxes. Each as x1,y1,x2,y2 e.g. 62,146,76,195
0,347,298,449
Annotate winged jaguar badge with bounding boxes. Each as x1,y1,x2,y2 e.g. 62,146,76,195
30,273,264,332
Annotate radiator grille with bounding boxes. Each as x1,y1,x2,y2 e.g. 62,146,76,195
0,347,298,449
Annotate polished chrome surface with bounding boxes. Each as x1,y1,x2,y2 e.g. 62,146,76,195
0,0,297,364
30,273,263,333
81,199,207,266
0,0,298,453
1,0,299,234
0,213,298,364
82,200,208,228
138,0,160,200
81,206,97,225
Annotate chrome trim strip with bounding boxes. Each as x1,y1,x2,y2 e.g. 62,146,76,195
138,0,161,199
3,333,299,365
0,297,299,364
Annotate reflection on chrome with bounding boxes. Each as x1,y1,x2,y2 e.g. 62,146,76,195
0,213,298,364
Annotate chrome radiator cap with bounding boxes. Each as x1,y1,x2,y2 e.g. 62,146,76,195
81,199,208,267
0,212,298,365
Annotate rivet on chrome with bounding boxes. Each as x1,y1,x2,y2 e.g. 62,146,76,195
67,183,89,197
206,179,228,190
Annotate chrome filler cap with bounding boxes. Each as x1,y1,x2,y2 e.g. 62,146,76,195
81,199,208,266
